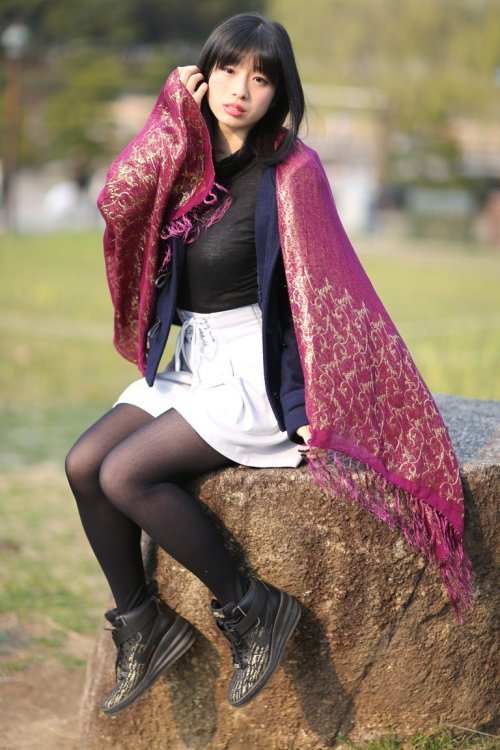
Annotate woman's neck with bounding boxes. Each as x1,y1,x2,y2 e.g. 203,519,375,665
214,126,247,160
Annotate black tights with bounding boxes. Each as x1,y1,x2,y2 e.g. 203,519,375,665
65,404,248,614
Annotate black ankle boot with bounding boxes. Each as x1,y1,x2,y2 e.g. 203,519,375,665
101,596,196,716
211,579,301,707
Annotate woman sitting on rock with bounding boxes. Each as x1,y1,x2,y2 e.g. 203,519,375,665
65,11,472,718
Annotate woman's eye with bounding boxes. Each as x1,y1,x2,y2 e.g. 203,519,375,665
222,66,234,74
254,76,269,85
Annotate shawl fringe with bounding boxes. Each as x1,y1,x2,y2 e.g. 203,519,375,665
308,450,474,623
161,181,232,244
159,182,233,271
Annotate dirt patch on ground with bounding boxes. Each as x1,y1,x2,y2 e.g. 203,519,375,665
0,613,94,750
0,659,86,750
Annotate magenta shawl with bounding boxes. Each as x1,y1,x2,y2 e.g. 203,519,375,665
98,70,473,621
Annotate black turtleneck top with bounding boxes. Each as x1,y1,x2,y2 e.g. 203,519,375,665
176,147,264,313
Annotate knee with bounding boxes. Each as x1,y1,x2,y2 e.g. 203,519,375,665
65,439,100,494
99,449,134,508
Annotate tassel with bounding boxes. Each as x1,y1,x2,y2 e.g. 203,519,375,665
157,182,233,275
308,449,474,623
160,182,233,246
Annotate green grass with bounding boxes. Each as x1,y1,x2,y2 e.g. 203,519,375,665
0,233,121,655
333,726,498,749
358,238,500,401
273,726,498,749
0,466,107,635
0,231,498,739
0,231,134,408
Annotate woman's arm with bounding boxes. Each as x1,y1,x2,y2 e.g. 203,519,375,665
277,264,309,444
97,67,208,232
97,67,215,369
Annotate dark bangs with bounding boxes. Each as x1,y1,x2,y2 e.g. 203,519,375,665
201,25,282,89
197,13,305,165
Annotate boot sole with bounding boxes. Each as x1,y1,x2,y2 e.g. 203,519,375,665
229,591,301,708
102,616,196,716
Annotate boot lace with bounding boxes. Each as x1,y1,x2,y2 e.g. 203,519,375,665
115,634,140,680
223,625,248,669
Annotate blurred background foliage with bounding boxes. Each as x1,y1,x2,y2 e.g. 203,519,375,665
270,0,500,191
0,0,265,166
0,0,260,46
1,0,499,184
271,0,499,121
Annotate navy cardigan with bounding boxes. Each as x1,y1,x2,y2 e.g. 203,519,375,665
145,165,308,442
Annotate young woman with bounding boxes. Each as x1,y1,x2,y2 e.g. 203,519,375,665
66,10,472,719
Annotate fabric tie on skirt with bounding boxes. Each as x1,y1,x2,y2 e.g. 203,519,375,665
174,316,217,384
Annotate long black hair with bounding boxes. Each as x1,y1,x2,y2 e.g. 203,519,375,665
197,12,305,165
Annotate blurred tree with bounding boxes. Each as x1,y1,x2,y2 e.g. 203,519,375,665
2,0,498,181
269,0,499,122
0,0,264,46
0,0,264,172
269,0,500,185
43,51,125,168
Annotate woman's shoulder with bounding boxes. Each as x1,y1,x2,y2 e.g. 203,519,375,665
277,136,326,183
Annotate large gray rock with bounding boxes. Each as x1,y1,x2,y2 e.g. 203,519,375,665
80,395,499,749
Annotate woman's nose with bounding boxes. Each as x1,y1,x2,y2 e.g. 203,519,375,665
232,74,249,99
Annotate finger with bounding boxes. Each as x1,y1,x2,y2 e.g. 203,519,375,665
185,72,205,95
192,81,208,107
177,65,200,86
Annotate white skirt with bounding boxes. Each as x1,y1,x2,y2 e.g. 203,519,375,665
114,304,302,468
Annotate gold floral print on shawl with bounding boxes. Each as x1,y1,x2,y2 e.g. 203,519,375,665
97,70,214,367
289,268,461,509
276,143,462,513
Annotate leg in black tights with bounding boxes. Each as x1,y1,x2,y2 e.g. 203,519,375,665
65,404,247,615
66,404,153,613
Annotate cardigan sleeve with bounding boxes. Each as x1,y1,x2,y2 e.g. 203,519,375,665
277,264,308,442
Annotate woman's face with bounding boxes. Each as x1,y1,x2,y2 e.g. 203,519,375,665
207,55,276,143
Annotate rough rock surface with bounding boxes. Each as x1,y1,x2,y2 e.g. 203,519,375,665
80,395,499,749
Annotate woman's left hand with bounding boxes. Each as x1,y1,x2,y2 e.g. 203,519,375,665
296,424,311,454
177,65,208,109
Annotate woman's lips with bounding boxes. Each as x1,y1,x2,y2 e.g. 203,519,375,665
223,103,246,116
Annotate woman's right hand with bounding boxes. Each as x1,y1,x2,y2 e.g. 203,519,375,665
178,66,208,109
